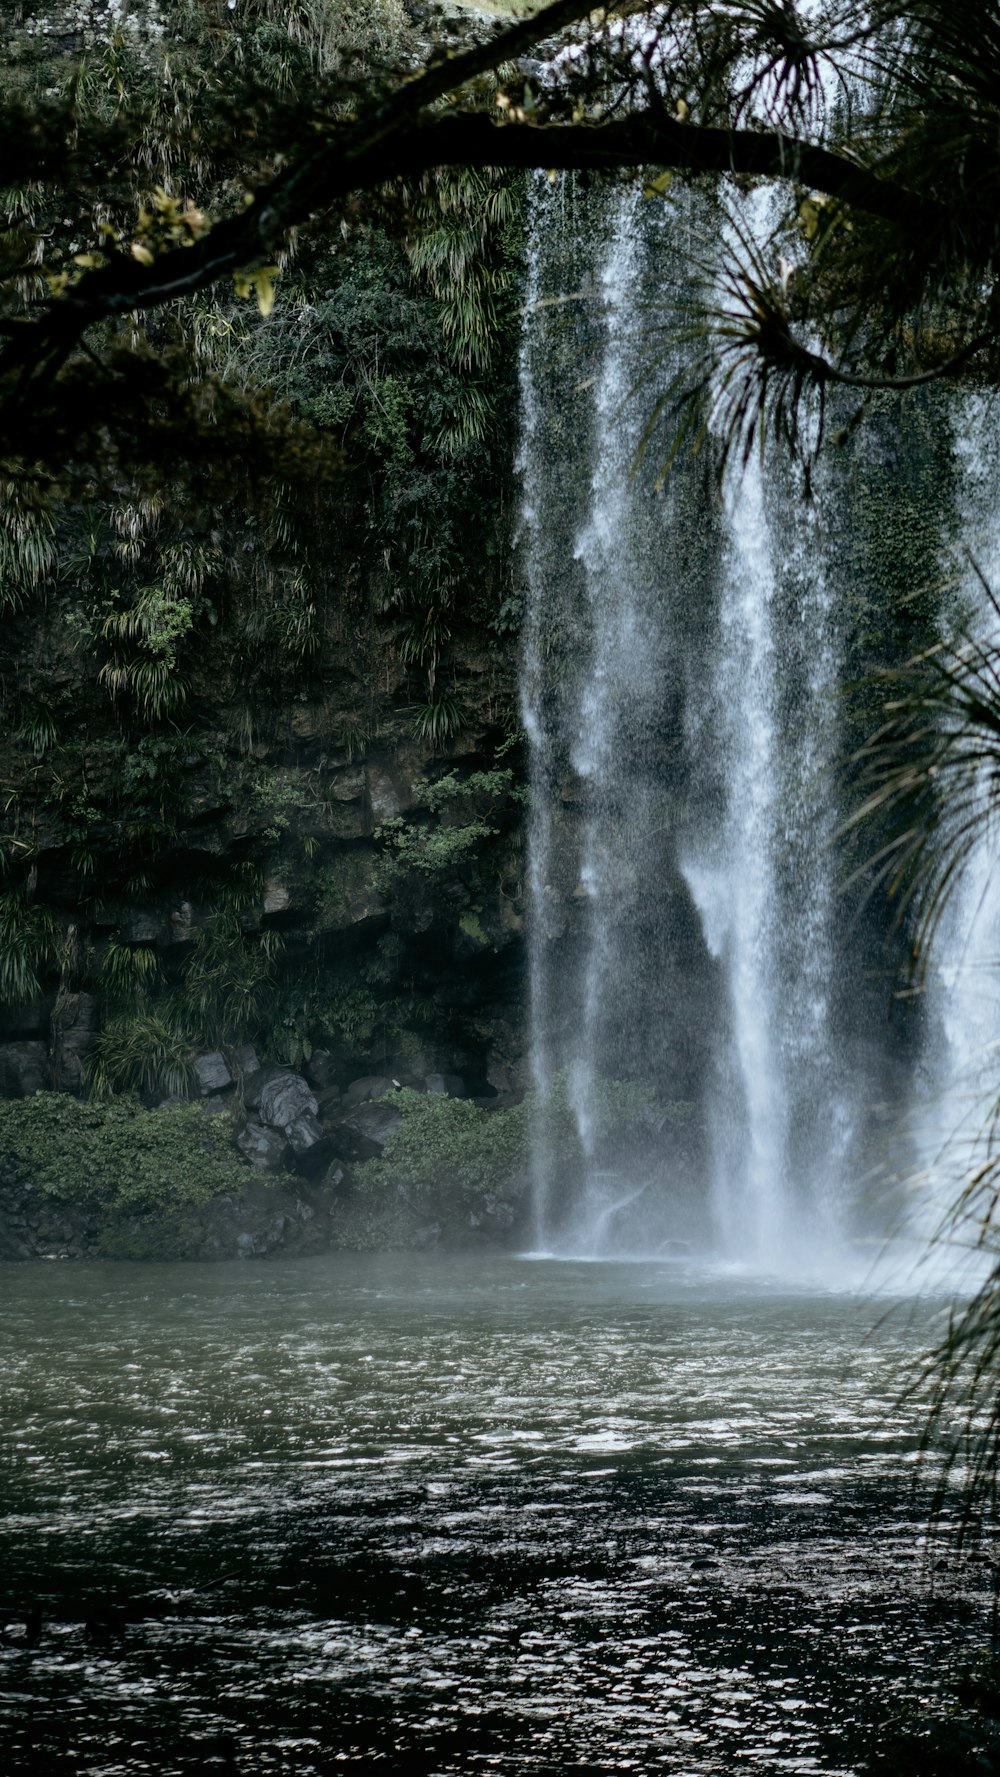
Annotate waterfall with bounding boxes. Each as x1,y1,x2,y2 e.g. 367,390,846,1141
520,176,713,1256
519,174,968,1270
681,400,853,1265
918,397,1000,1247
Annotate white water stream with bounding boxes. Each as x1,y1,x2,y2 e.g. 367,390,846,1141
520,177,1000,1273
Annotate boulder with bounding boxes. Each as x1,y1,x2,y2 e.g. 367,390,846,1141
338,1099,403,1157
285,1111,324,1156
330,766,365,802
0,1042,48,1098
242,1064,295,1112
424,1072,466,1097
229,1044,260,1077
259,1071,319,1131
304,1049,340,1090
345,1074,397,1106
168,901,196,944
262,879,291,915
193,1051,233,1096
199,1094,233,1119
123,910,165,944
315,1083,343,1117
235,1122,290,1173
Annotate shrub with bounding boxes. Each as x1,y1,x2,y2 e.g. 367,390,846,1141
355,1088,529,1206
0,892,60,1008
85,1013,195,1100
0,1093,256,1213
354,1076,653,1210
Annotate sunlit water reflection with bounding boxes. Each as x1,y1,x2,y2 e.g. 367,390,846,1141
0,1253,987,1773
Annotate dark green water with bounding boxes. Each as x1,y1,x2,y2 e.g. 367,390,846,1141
0,1253,987,1773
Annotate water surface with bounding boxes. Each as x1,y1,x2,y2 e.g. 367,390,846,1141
0,1253,986,1773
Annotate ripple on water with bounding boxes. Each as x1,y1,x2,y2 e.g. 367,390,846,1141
0,1252,988,1774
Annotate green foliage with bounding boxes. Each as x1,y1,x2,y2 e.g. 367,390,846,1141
339,727,369,762
846,623,1000,975
247,765,333,843
0,892,60,1007
15,705,59,758
100,588,194,720
85,1012,195,1101
355,1076,653,1209
412,767,521,813
355,1088,527,1206
0,485,55,615
372,812,496,893
100,937,161,1010
362,374,414,467
411,692,462,746
271,579,322,662
180,910,282,1046
266,980,382,1067
0,1093,250,1212
371,764,522,897
405,168,519,394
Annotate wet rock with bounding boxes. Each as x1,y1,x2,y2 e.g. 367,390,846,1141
338,1098,403,1157
123,909,165,944
365,760,412,822
346,1074,397,1106
242,1064,294,1112
235,1122,290,1172
199,1094,233,1119
193,1051,233,1095
330,765,365,802
424,1072,466,1097
262,879,291,915
304,1049,340,1090
0,997,52,1041
315,851,385,929
168,901,196,943
0,1042,49,1098
49,990,99,1093
284,1111,324,1156
259,1072,319,1131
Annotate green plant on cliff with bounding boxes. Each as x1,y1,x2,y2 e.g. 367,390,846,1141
0,1094,249,1212
371,764,522,894
99,588,195,722
0,892,60,1008
100,937,161,1009
0,487,55,616
85,1013,195,1102
179,910,283,1046
371,812,496,894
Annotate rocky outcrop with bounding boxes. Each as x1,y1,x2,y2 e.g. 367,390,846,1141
0,1162,335,1263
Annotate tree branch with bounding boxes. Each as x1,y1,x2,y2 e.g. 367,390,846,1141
0,0,953,410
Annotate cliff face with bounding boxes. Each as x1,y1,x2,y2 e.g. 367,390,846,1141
1,0,532,1151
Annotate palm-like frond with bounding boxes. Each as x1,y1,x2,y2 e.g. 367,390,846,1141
845,587,1000,976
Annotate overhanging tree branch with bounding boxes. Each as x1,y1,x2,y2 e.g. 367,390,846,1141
0,110,944,404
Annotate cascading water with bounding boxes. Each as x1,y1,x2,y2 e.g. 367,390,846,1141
521,176,723,1256
918,397,1000,1243
519,174,884,1270
681,449,851,1266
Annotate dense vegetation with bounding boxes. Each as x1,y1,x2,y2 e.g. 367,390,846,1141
0,1,531,1120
